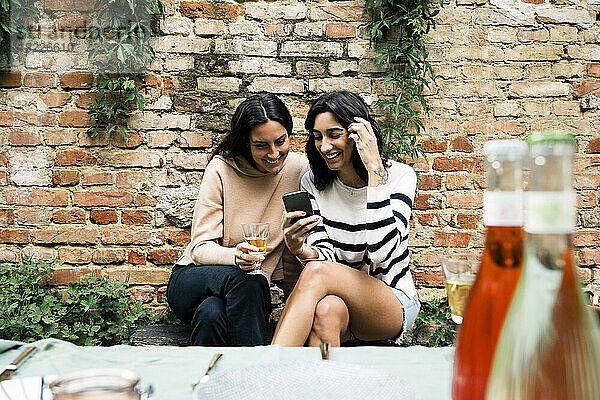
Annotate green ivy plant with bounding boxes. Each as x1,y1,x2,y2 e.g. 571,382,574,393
365,0,440,164
404,298,457,347
0,0,39,68
0,259,174,346
87,0,164,141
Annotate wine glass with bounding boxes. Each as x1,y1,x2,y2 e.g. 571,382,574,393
241,223,270,275
439,251,479,324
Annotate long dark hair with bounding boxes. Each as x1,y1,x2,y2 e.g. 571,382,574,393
209,92,293,167
305,91,388,190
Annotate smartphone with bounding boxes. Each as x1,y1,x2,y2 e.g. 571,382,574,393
282,191,314,225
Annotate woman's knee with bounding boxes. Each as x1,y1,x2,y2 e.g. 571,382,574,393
192,297,226,326
295,261,331,292
313,295,349,333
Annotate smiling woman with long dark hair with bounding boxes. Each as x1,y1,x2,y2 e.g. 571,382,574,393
272,91,420,347
166,92,308,346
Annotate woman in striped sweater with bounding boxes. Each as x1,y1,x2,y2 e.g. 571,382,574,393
272,91,420,347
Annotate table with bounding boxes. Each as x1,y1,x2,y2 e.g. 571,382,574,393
0,339,453,399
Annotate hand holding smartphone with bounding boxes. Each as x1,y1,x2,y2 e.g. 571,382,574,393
282,191,314,225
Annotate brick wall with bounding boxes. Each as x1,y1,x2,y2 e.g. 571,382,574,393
0,0,599,305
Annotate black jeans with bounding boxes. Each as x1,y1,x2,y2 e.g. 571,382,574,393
166,264,271,346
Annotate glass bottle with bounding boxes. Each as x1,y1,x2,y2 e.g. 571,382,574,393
486,131,600,399
50,368,141,400
452,139,527,400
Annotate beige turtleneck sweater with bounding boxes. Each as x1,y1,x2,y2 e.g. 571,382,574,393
177,152,309,282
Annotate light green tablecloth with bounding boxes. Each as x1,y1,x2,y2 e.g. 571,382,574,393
0,339,453,399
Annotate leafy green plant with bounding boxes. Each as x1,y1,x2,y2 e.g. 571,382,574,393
404,298,457,347
0,0,39,68
87,0,164,142
365,0,440,164
0,259,162,346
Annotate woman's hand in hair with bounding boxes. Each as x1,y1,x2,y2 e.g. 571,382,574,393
234,242,268,271
348,117,386,187
281,211,321,257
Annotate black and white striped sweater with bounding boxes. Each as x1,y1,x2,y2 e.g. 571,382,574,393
302,160,418,299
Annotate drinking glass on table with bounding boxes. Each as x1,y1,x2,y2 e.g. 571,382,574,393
440,252,480,324
241,223,270,275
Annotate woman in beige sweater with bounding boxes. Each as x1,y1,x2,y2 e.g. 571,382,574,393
167,93,308,346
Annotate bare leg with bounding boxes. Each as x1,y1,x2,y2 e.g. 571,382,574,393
305,295,350,347
272,261,404,346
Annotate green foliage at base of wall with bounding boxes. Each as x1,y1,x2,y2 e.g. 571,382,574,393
0,259,175,346
404,298,457,347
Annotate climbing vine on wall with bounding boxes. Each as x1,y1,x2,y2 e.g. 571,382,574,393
365,0,440,164
87,0,164,141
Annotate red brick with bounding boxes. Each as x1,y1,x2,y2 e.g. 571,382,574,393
0,72,21,88
45,0,92,12
31,228,98,244
15,209,50,226
0,151,7,167
290,135,307,153
57,15,89,31
135,194,158,207
454,214,481,229
412,268,445,287
109,268,170,285
148,132,177,148
147,248,180,265
167,230,191,246
446,192,483,209
577,193,597,208
0,112,14,126
92,248,127,264
156,287,167,303
588,63,600,78
451,137,474,152
574,80,600,97
122,210,152,225
8,130,42,146
577,248,600,266
417,213,441,227
52,208,86,224
14,111,57,127
573,231,600,247
24,72,57,88
433,231,472,247
422,138,447,153
445,174,470,190
142,75,161,88
265,24,286,36
414,193,441,210
75,93,102,109
586,139,600,154
59,110,91,127
0,171,7,185
49,268,95,285
5,189,69,206
325,22,356,38
58,247,92,264
90,209,118,225
112,131,145,148
0,209,14,226
417,175,442,190
100,229,159,245
52,169,80,186
180,132,212,148
523,0,544,4
0,229,30,243
127,286,156,303
115,171,146,188
128,249,146,265
55,149,96,166
81,172,113,186
180,1,244,19
73,190,133,207
312,4,364,21
40,92,71,108
432,157,483,173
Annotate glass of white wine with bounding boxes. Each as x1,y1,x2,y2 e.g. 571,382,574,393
440,251,480,324
241,223,270,275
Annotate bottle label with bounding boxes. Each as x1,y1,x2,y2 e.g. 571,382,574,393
484,191,524,226
525,191,576,234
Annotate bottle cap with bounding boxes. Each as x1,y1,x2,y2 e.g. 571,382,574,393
527,131,575,146
483,139,528,159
